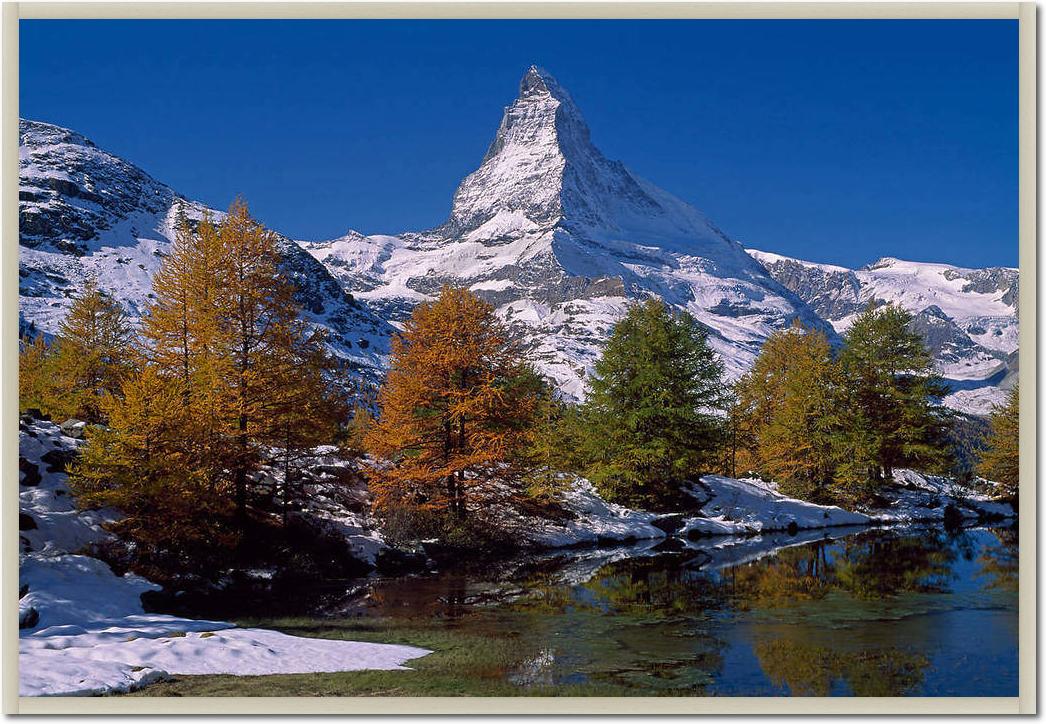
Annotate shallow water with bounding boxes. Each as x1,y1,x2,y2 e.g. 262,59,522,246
191,525,1020,696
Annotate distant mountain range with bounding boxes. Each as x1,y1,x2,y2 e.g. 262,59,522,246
18,66,1018,415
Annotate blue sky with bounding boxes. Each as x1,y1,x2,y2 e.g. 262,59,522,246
20,20,1017,268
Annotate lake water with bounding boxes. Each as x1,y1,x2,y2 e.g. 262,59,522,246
184,525,1020,696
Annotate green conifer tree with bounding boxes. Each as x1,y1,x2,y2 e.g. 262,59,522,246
578,298,726,509
836,303,952,495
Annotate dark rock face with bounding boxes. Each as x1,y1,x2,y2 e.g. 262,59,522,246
754,257,864,322
908,306,982,363
651,514,686,536
19,458,41,487
41,448,76,474
19,606,39,630
19,120,177,253
19,513,38,531
943,266,1019,305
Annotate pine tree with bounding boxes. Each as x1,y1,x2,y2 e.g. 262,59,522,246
577,298,726,509
365,286,541,522
978,384,1019,503
837,303,952,494
50,277,136,423
519,376,578,502
733,324,842,501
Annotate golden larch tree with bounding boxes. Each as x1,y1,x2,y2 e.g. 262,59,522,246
978,384,1019,504
365,286,541,519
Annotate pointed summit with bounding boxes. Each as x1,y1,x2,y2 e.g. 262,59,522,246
437,66,727,255
519,65,552,97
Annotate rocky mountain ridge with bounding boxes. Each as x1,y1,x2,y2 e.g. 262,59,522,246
17,119,393,377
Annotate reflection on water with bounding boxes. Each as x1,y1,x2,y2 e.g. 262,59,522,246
216,525,1020,696
364,526,1017,696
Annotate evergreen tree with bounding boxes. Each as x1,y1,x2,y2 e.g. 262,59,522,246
836,303,952,495
733,325,842,501
577,298,726,509
365,286,541,521
978,384,1019,503
50,277,136,423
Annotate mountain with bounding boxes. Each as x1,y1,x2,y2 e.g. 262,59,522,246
301,66,830,398
18,119,393,378
18,67,1018,416
748,250,1018,415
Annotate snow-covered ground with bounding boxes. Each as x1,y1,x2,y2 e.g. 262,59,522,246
521,468,1013,553
681,476,871,537
525,477,666,548
18,419,430,697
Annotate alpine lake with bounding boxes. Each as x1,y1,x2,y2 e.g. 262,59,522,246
133,523,1018,698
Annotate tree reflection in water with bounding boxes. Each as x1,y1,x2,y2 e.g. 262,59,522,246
295,526,1016,695
978,526,1019,592
755,638,929,696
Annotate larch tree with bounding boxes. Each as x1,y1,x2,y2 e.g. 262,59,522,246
836,303,952,496
978,384,1019,504
49,277,136,423
19,334,57,416
577,298,726,510
365,286,541,521
141,212,231,492
212,199,307,522
733,325,842,502
70,365,237,573
81,200,345,542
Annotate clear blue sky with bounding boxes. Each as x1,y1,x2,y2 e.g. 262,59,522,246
20,20,1017,268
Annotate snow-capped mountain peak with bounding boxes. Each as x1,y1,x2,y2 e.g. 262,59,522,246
437,66,730,256
748,248,1018,415
303,66,833,396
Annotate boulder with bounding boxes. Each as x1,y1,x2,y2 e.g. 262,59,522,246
19,458,41,487
59,418,86,439
18,606,39,630
41,449,76,474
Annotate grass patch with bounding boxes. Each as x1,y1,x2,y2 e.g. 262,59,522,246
127,616,657,697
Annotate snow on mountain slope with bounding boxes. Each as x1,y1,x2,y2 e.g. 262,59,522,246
749,249,1018,415
302,67,831,397
18,119,393,376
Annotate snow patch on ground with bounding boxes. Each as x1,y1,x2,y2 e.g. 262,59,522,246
525,477,666,548
865,468,1014,523
682,475,871,537
18,419,430,697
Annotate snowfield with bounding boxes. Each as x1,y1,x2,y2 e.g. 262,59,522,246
18,420,430,697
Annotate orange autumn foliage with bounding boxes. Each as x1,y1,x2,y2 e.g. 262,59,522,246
365,287,542,518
